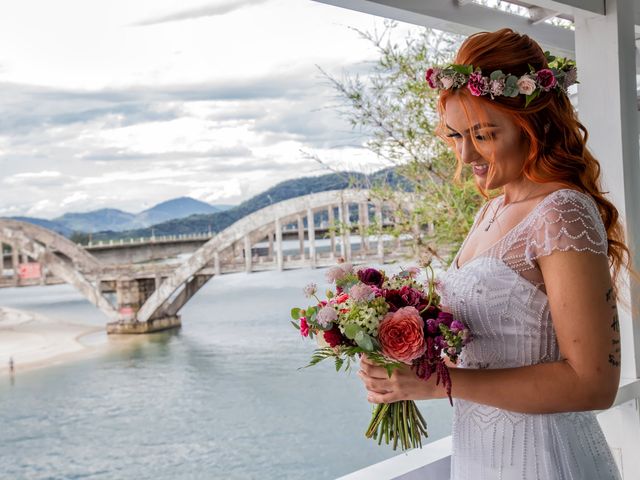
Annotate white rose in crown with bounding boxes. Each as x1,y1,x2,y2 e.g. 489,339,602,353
517,75,537,95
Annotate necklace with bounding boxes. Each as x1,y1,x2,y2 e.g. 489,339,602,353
483,189,543,232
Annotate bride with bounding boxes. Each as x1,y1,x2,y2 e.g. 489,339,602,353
357,28,630,479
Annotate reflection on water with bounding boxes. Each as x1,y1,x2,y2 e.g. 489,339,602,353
0,267,452,480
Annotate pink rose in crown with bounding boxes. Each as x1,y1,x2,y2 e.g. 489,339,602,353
536,68,557,91
378,306,426,364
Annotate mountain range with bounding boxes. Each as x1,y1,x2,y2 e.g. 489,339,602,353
6,167,409,241
7,197,232,235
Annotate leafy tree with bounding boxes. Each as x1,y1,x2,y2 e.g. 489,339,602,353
319,22,484,265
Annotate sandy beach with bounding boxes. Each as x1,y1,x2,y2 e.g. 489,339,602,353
0,306,102,376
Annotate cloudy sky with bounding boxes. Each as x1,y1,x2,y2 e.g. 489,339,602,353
0,0,421,218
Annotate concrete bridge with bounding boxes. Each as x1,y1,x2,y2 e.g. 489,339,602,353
0,190,419,334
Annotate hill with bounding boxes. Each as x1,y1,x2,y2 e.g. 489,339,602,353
90,167,410,240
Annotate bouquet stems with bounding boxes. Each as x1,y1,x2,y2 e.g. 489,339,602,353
365,400,428,450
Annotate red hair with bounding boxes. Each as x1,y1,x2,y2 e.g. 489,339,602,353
435,28,632,292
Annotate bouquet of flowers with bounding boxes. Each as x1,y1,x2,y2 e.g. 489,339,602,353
290,262,470,451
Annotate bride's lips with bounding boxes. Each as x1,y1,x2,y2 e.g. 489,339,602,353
472,164,489,176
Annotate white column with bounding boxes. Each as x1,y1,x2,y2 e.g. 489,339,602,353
275,217,284,271
244,235,252,273
307,208,316,268
375,203,384,263
268,233,274,259
575,3,640,477
575,0,640,380
297,214,305,259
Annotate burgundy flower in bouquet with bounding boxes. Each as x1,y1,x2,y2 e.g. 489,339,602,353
290,263,471,451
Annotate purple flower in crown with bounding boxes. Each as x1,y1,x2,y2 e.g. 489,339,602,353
536,68,557,91
467,72,489,97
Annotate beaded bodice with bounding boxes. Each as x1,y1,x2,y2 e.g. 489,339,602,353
440,188,608,370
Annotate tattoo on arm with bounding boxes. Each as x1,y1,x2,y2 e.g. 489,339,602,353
606,288,621,367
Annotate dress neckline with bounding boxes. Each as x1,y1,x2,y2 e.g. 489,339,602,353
453,188,577,271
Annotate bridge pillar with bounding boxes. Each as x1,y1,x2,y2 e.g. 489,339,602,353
214,251,221,276
275,217,284,271
297,215,305,260
11,243,19,286
340,202,351,261
307,208,316,268
106,278,181,334
244,235,252,272
375,203,385,263
327,206,336,259
358,203,367,256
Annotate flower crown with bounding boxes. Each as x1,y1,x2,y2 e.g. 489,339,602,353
425,52,578,107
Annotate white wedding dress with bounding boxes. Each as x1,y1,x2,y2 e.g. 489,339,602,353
439,189,622,480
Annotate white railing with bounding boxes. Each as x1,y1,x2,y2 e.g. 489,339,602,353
339,378,640,480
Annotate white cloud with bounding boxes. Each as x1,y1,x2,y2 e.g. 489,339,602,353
0,0,422,219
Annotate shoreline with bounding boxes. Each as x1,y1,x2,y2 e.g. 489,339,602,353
0,306,104,377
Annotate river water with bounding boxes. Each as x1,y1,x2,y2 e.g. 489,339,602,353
0,266,452,480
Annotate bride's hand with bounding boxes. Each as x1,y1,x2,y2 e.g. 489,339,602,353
357,354,446,404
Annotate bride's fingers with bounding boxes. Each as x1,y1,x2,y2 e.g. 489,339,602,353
359,361,388,379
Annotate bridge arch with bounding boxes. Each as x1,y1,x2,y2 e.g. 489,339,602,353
135,189,383,322
0,219,118,320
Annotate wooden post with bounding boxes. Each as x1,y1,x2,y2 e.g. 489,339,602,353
307,208,316,268
275,217,284,271
244,234,252,272
297,214,305,260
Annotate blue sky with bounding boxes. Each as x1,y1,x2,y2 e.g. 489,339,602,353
0,0,420,218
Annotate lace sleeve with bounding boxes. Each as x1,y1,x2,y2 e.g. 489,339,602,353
525,190,608,264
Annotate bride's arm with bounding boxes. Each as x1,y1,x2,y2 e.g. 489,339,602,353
360,250,621,413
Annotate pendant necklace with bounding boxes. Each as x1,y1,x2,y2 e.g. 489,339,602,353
484,189,541,232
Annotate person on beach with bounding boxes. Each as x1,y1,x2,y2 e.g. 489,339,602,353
9,356,14,374
357,28,633,479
